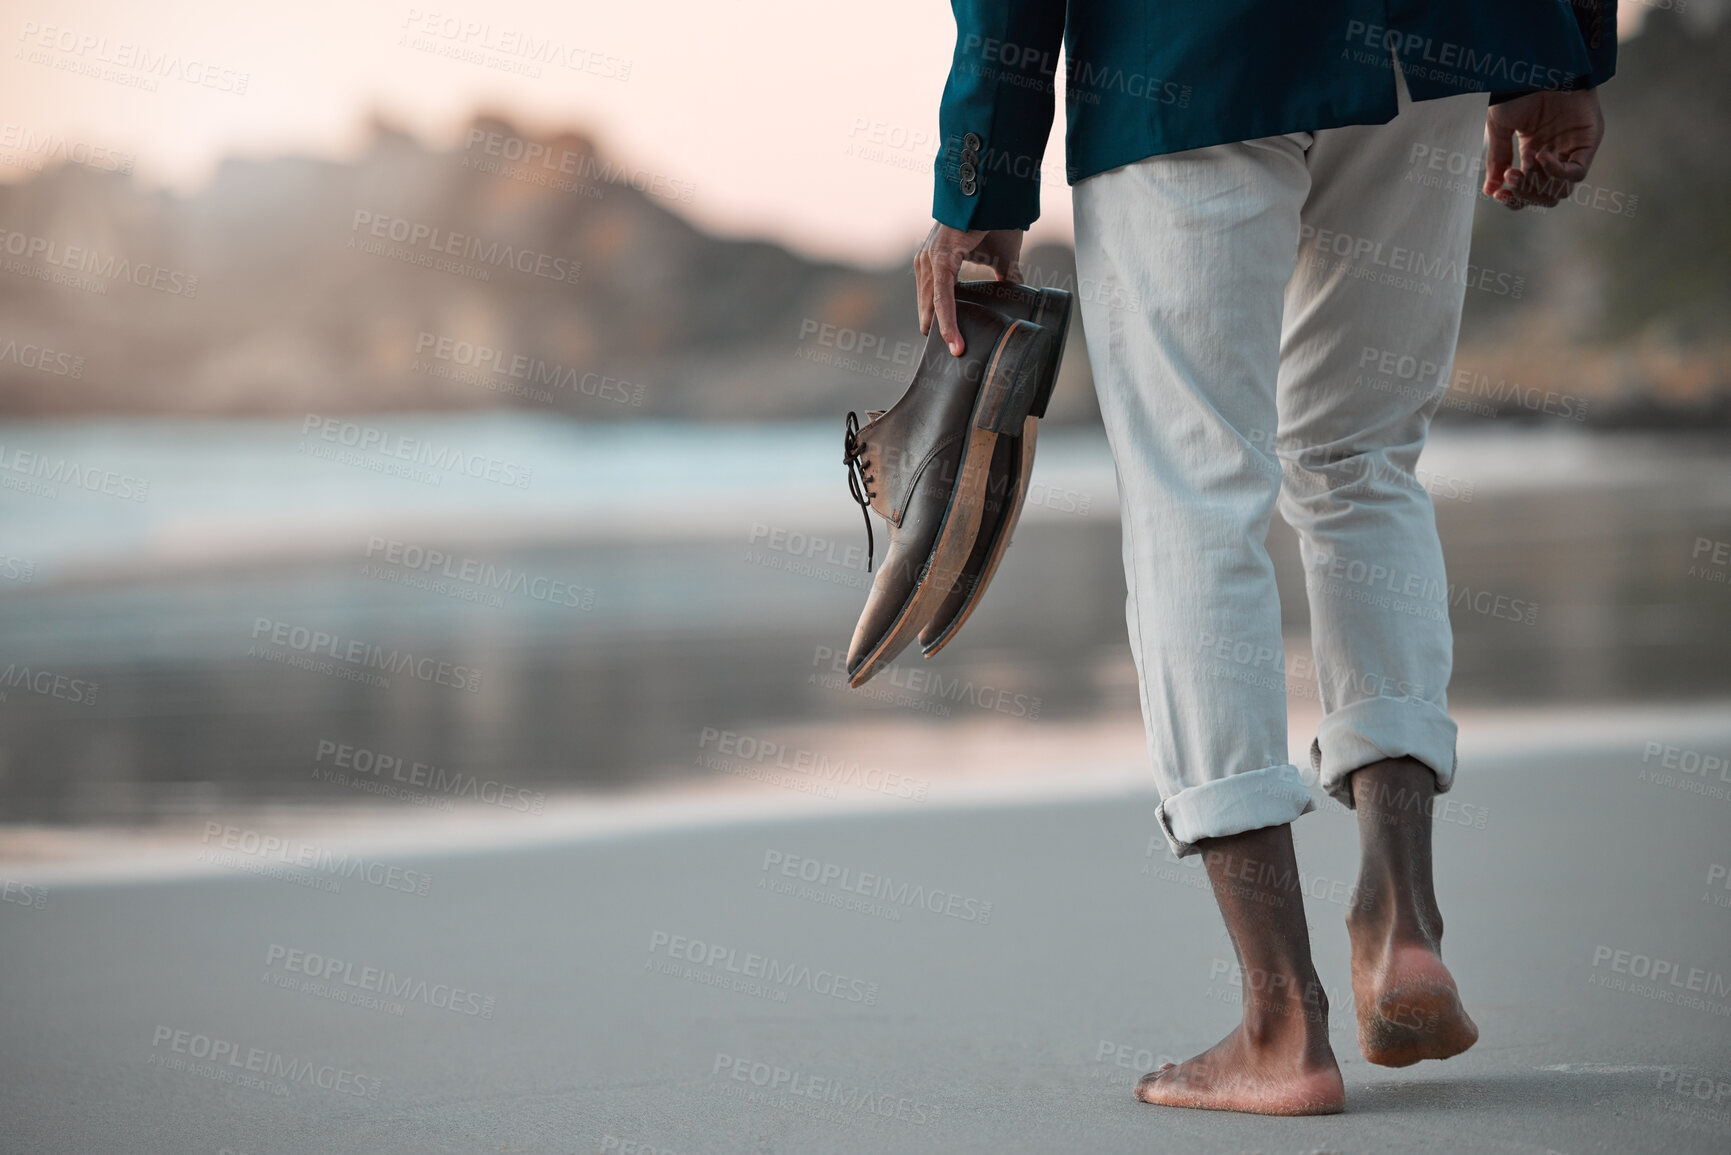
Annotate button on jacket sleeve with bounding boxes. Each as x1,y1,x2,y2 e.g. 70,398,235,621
932,0,1066,232
1571,0,1618,86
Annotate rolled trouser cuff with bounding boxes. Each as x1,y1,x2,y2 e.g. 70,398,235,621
1156,762,1315,859
1310,695,1458,808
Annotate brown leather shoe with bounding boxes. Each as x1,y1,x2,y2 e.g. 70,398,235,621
918,281,1072,657
841,300,1054,688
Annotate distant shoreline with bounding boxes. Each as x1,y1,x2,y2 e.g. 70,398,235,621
1,389,1729,430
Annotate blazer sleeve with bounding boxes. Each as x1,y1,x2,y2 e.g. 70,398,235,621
1491,0,1617,104
931,0,1067,232
1574,0,1618,88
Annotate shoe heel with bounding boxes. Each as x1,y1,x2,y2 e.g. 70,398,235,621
1028,288,1072,420
974,321,1053,435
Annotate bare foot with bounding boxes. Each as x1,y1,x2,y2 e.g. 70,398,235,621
1350,936,1478,1067
1346,756,1480,1067
1136,824,1346,1115
1135,1025,1345,1116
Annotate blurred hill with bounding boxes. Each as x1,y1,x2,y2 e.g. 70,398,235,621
1457,8,1731,426
0,12,1724,427
0,108,1099,426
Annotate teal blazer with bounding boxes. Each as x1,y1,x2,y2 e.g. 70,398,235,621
934,1,1617,230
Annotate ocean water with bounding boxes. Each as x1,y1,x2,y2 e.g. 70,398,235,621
1,414,1728,821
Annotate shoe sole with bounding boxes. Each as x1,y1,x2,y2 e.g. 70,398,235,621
918,288,1072,657
847,320,1051,689
917,417,1036,658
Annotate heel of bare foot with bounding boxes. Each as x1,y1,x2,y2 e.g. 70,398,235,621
1133,1033,1345,1116
1355,944,1479,1068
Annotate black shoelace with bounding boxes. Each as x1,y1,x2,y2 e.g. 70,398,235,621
841,411,875,572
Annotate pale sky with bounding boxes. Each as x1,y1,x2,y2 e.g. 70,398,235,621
0,1,1659,266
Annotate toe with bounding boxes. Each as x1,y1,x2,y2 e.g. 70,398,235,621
1134,1064,1176,1099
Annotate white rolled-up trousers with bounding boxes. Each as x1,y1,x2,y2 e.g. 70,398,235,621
1073,69,1490,857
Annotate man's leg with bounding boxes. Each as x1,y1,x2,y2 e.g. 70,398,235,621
1073,133,1339,1113
1134,824,1344,1114
1274,70,1491,1065
1347,757,1478,1066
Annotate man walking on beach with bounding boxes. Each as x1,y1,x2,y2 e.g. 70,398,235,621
916,2,1615,1115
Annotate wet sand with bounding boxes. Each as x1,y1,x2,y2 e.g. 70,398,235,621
3,702,1728,1153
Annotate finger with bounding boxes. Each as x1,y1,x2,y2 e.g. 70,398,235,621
1489,165,1523,209
1491,166,1524,210
931,254,964,357
1535,143,1590,190
915,247,931,335
1538,152,1588,185
1524,148,1581,206
1483,118,1516,199
1515,131,1547,197
1516,166,1566,208
915,224,940,334
1501,131,1549,209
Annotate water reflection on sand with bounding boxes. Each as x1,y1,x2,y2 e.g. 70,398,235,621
1,420,1728,823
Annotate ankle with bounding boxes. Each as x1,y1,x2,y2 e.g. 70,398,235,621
1241,975,1331,1039
1347,900,1444,954
1350,856,1442,942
